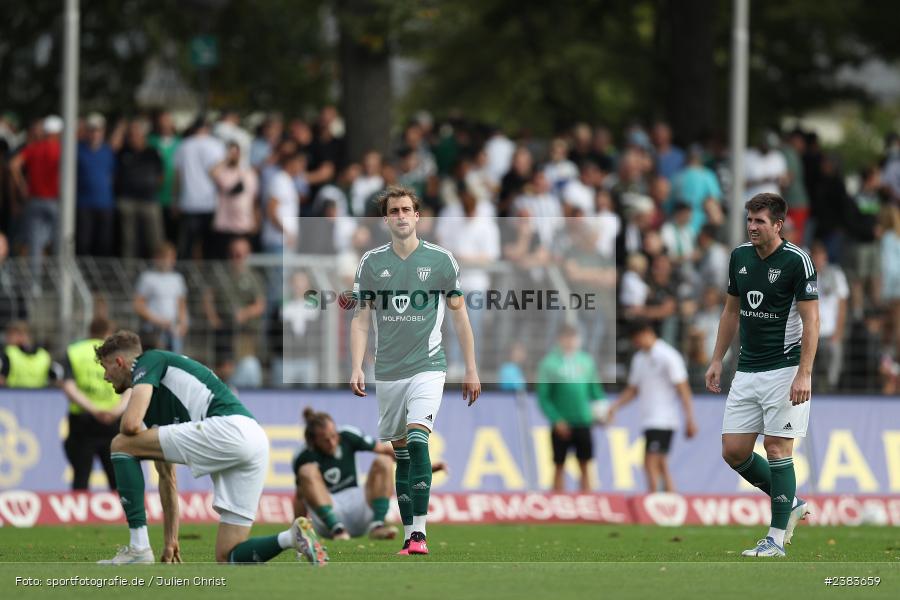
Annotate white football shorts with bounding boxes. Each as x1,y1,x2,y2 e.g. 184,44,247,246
722,366,810,438
158,414,269,524
375,371,446,441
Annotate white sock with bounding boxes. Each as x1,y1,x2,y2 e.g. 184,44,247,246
404,525,413,540
277,530,293,549
768,527,785,547
412,515,426,536
130,526,150,550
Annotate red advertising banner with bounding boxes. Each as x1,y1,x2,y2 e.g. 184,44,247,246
1,491,897,528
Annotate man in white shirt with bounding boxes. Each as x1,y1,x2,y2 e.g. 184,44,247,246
811,241,848,391
605,320,698,492
484,128,515,184
174,118,226,258
744,131,788,201
262,152,302,253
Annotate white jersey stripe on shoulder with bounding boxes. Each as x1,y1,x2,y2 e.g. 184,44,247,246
423,241,460,274
784,247,812,278
356,244,391,278
785,243,813,276
785,242,814,274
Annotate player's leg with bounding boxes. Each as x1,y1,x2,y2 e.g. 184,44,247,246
573,426,593,492
378,378,413,551
643,452,658,493
656,431,675,492
365,455,397,539
551,428,568,492
721,371,772,494
297,463,347,539
762,435,795,549
643,430,665,493
98,429,167,563
404,372,447,554
217,417,327,565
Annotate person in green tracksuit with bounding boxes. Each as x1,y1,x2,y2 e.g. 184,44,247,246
0,320,62,388
537,324,605,492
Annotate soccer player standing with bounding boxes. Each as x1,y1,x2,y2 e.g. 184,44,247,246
706,193,819,557
95,330,326,565
350,186,481,555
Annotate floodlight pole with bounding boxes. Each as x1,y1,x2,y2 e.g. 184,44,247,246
728,0,749,249
59,0,80,350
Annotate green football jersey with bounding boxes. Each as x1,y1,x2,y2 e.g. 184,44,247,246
727,240,818,373
131,350,254,427
353,240,463,381
292,426,377,493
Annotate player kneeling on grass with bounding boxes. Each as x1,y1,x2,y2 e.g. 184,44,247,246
294,408,447,541
95,330,327,565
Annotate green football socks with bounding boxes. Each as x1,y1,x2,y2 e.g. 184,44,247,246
111,452,147,528
228,535,285,563
313,505,340,531
769,456,796,530
371,497,390,524
407,429,432,517
394,447,413,527
732,452,771,496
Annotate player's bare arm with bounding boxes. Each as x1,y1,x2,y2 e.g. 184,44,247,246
605,384,637,425
706,293,740,393
350,300,372,397
155,460,182,563
447,293,481,406
791,300,819,405
676,381,698,438
120,383,153,435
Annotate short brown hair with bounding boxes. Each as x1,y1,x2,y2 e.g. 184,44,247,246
95,330,142,362
745,193,787,224
89,317,113,339
302,407,334,447
377,185,420,216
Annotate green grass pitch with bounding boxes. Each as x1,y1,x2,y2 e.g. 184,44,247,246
1,524,898,599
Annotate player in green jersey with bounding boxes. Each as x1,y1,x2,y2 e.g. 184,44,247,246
705,193,819,557
293,407,446,541
94,330,327,565
350,186,481,555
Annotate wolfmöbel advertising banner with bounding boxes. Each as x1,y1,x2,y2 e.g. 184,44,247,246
1,390,899,496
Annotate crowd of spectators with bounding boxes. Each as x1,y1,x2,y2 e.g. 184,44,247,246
0,106,899,393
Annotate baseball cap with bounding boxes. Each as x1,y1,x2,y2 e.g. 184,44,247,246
43,115,63,134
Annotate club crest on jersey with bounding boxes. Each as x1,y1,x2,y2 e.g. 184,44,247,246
747,290,764,309
417,266,431,282
768,268,781,283
323,467,341,485
392,294,410,314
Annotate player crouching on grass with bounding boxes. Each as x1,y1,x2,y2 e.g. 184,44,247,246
94,330,327,565
706,193,818,558
293,407,446,541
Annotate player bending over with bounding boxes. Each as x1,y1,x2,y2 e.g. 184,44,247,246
350,186,481,555
706,193,819,557
293,407,445,540
95,330,327,565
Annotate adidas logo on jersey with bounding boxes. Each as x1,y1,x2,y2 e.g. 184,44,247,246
783,422,792,431
412,481,430,490
380,269,391,278
738,266,747,274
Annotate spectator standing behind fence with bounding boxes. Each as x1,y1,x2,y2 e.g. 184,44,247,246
0,137,23,239
0,320,63,388
76,113,124,257
537,325,606,492
133,242,187,353
262,151,303,254
671,144,722,235
10,115,62,277
845,165,883,319
0,232,27,327
116,118,164,259
174,117,225,259
202,237,265,388
605,320,697,493
210,142,259,260
61,317,124,491
880,204,900,360
810,242,848,392
147,111,180,243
